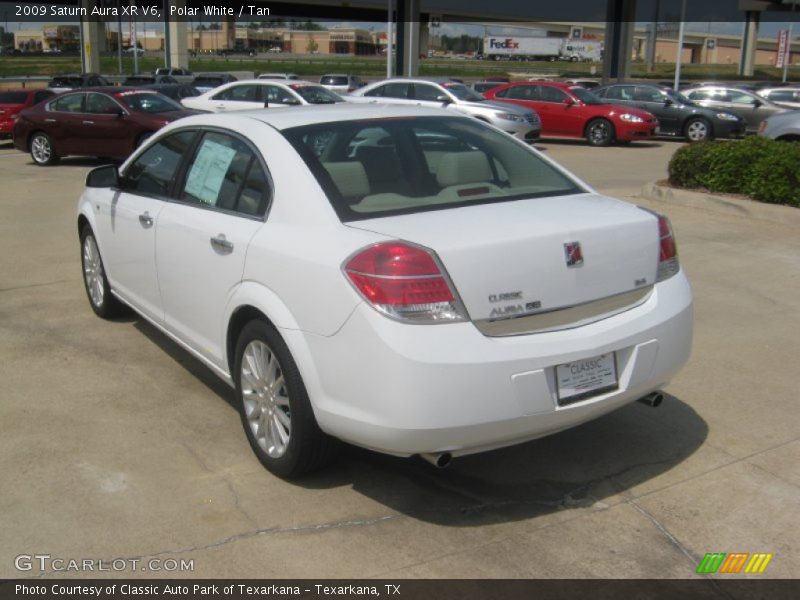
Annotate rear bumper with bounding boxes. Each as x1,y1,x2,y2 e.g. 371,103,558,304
293,270,693,457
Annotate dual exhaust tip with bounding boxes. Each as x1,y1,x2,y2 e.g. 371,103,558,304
418,391,664,469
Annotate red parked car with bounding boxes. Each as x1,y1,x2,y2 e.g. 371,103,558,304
13,88,197,165
484,81,659,146
0,89,55,140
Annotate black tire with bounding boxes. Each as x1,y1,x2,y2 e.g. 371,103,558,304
30,131,59,166
234,319,338,478
683,117,712,142
585,118,615,147
79,224,126,319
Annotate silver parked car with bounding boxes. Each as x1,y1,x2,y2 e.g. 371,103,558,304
348,78,541,142
755,87,800,109
681,86,788,134
319,74,365,94
758,110,800,141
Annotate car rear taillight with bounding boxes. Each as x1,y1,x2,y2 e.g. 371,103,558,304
656,214,679,281
343,242,468,323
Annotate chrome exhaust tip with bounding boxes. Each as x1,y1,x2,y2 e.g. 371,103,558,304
638,391,664,408
420,452,453,469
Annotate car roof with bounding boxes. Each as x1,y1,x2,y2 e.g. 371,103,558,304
174,103,457,132
57,86,156,94
508,80,572,89
368,77,456,85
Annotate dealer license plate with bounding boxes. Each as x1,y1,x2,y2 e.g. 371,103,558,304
555,353,618,406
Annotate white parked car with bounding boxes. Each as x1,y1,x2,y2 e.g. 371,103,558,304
257,72,300,80
77,104,693,477
319,74,365,94
349,78,541,142
181,80,346,112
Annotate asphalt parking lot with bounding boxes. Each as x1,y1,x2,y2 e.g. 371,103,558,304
1,137,798,580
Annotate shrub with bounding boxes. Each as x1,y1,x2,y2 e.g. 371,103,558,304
668,136,800,208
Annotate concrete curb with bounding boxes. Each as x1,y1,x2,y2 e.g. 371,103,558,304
641,182,800,227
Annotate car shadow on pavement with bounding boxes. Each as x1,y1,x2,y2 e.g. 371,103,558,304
298,396,707,526
132,316,706,527
132,319,238,412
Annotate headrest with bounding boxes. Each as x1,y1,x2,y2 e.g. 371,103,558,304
322,161,370,199
435,151,493,187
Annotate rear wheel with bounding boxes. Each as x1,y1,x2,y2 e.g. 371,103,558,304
234,320,337,478
30,132,59,166
585,118,615,147
80,225,126,318
684,117,712,142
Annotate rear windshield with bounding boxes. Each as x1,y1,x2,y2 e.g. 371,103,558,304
49,77,82,87
321,76,349,86
283,116,582,222
117,92,183,113
0,92,28,104
291,85,343,104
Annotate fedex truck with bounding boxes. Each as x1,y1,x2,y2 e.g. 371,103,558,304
483,36,562,61
560,40,604,62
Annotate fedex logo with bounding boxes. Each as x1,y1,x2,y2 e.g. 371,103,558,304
489,38,520,49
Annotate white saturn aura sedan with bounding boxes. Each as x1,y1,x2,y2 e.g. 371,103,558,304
77,104,693,477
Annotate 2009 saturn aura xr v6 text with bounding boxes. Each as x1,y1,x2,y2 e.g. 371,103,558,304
77,104,693,477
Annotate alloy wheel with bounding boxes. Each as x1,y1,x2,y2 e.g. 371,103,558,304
31,135,51,164
240,340,291,458
82,235,105,308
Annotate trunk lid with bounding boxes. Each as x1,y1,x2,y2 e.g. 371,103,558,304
346,193,659,323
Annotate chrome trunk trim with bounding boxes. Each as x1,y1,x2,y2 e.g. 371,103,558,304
474,286,654,337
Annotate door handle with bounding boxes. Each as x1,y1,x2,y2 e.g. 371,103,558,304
45,118,57,123
215,105,226,110
210,234,233,252
82,120,95,125
138,212,153,227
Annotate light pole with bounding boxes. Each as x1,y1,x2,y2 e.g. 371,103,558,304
673,0,687,91
783,1,797,83
386,0,393,77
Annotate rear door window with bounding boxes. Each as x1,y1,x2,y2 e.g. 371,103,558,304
364,82,411,98
86,93,122,114
49,93,85,113
179,131,269,216
603,86,635,101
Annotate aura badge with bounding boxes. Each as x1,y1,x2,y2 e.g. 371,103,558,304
564,241,583,268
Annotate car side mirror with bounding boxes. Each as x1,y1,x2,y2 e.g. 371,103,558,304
753,99,763,108
436,94,453,105
86,164,118,188
562,97,575,106
664,97,674,106
263,100,269,108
